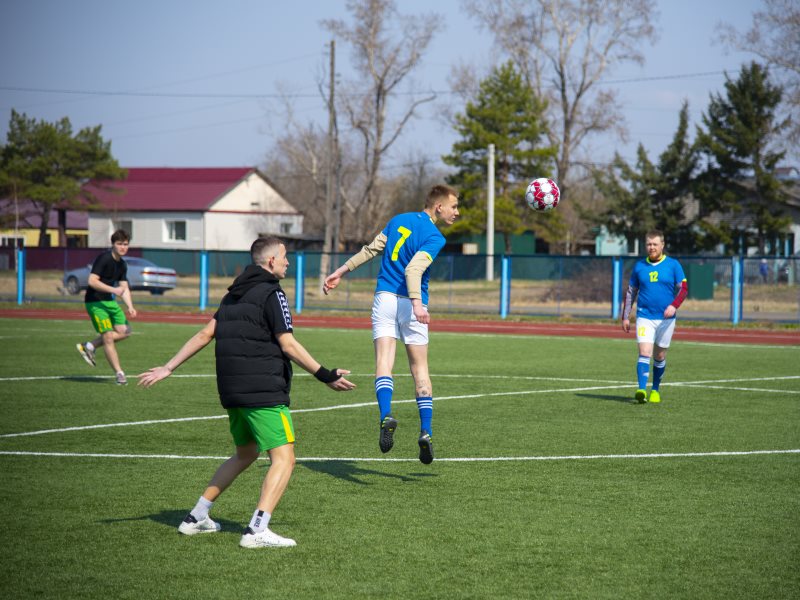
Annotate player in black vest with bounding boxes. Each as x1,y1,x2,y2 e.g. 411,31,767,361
138,237,355,548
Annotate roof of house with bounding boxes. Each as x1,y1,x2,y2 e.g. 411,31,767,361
85,167,262,212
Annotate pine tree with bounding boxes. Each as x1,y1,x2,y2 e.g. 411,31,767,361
0,110,125,247
443,62,557,253
695,62,791,253
592,102,697,251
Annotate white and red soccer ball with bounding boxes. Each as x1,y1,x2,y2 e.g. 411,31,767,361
525,178,560,211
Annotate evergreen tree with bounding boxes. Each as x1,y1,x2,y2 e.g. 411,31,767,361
443,61,557,253
592,102,697,251
0,110,125,247
695,62,791,253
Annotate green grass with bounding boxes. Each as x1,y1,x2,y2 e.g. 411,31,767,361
0,318,798,599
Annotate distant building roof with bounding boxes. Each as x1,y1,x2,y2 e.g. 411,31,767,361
85,167,260,212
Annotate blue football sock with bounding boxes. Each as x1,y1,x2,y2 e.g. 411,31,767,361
637,356,650,390
375,376,394,421
416,396,433,435
652,359,666,391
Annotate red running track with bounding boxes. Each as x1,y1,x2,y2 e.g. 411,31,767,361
1,308,798,345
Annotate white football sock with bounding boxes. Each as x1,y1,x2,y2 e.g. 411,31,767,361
190,496,214,521
248,509,271,533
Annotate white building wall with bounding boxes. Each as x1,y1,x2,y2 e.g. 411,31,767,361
89,212,204,249
211,172,299,213
204,212,304,250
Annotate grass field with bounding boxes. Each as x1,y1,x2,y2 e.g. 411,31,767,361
1,317,798,599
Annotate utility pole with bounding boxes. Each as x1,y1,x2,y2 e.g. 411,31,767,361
486,143,495,281
320,39,336,290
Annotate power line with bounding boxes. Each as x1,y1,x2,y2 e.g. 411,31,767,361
0,69,732,100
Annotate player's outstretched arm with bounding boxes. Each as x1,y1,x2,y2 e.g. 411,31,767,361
276,332,356,391
138,319,216,387
324,232,387,295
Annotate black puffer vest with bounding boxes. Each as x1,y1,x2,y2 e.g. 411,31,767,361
214,265,292,408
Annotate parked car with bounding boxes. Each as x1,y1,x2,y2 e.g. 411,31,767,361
63,257,178,295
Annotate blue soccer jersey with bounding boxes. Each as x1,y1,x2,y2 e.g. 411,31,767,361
375,212,445,305
629,255,687,319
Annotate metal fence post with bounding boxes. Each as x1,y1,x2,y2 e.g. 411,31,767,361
730,256,742,325
199,250,209,311
611,257,622,319
16,246,25,305
500,255,511,318
295,251,305,315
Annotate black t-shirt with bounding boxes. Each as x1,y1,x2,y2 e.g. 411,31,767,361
84,251,128,303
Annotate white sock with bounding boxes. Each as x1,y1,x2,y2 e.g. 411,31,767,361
248,509,271,533
190,496,214,521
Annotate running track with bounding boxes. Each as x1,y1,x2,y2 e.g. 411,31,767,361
1,308,798,345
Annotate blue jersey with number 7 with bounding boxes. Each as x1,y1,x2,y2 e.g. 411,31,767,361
375,212,445,305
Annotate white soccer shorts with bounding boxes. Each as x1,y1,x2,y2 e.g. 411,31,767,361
371,292,429,345
635,316,676,348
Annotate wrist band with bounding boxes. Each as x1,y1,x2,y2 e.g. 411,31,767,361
314,366,341,383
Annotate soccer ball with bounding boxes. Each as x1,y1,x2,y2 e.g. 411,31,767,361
525,178,560,211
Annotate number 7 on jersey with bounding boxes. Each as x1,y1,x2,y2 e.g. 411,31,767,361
391,226,412,261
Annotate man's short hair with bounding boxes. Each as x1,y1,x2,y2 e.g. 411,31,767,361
645,230,665,243
425,184,458,209
111,229,130,243
251,236,284,265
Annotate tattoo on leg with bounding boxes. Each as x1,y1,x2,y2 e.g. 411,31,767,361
416,380,431,397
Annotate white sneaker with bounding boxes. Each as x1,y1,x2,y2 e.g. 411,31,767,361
178,513,221,535
239,527,297,548
115,371,127,385
77,343,96,367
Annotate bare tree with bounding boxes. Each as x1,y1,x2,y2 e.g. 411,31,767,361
321,0,441,241
717,0,800,150
463,0,658,205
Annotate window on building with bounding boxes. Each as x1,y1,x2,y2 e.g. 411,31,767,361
1,235,25,248
114,220,133,239
165,220,187,242
280,222,292,235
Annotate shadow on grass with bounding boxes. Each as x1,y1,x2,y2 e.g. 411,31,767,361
60,376,110,385
100,509,241,533
302,460,438,485
575,392,634,404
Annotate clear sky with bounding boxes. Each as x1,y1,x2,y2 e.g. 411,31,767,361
0,0,760,174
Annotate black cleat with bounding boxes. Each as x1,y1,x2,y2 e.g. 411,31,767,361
418,432,434,464
379,416,398,453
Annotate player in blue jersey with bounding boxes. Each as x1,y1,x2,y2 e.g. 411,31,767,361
323,184,460,463
621,230,688,404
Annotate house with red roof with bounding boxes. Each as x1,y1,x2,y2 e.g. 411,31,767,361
85,167,303,250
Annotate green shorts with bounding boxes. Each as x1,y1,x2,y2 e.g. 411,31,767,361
85,301,128,334
227,405,295,452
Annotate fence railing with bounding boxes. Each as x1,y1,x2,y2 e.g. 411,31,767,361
1,247,798,324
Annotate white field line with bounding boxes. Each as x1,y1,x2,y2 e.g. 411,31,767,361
0,373,628,383
1,374,799,439
0,449,797,463
674,384,800,394
0,384,630,438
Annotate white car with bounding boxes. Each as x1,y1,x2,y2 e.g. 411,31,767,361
63,257,178,295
